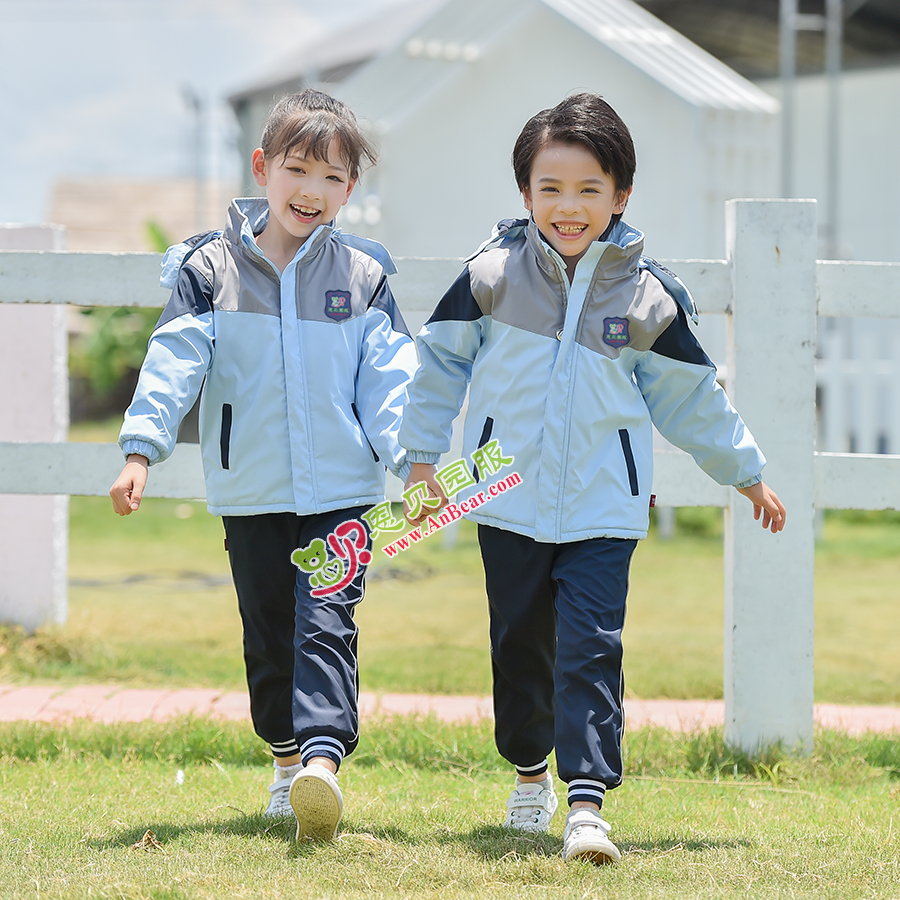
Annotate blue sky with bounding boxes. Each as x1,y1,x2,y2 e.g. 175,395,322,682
0,0,402,223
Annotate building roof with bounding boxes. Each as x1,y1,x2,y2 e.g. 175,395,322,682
228,0,900,111
337,0,779,122
636,0,900,79
542,0,779,111
227,0,446,104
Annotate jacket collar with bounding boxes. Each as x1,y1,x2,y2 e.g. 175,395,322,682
525,215,645,282
225,198,334,268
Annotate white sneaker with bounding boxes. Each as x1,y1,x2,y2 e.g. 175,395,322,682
503,775,559,833
263,763,301,818
562,808,621,865
264,777,293,818
289,764,343,841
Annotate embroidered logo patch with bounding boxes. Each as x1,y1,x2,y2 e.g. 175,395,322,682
602,317,630,348
325,290,352,320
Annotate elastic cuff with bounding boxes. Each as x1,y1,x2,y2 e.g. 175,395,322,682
396,459,412,484
734,473,763,490
516,759,549,779
406,450,441,465
300,735,345,772
270,738,301,759
567,779,607,809
121,439,162,465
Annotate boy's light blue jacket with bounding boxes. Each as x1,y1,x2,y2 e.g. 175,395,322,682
120,198,416,516
399,217,765,543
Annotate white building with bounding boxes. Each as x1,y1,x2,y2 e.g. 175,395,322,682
759,65,900,265
227,0,900,454
228,0,446,188
331,0,779,261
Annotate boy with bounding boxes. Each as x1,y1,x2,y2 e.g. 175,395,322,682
399,93,785,865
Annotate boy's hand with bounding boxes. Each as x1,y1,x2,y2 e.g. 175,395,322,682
736,481,786,534
109,455,149,515
403,463,447,526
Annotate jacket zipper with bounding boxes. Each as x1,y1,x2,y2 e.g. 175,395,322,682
552,270,577,540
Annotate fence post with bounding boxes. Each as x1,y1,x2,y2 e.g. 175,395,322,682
724,199,817,753
0,224,69,632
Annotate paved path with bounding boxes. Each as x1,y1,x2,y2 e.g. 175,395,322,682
0,684,898,735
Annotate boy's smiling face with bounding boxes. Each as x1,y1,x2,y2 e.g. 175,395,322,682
252,139,355,261
522,141,631,271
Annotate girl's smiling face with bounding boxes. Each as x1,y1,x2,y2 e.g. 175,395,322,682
252,139,355,262
522,141,631,274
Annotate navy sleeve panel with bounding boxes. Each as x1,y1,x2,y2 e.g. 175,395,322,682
368,275,410,338
156,265,214,330
426,267,482,324
649,304,715,368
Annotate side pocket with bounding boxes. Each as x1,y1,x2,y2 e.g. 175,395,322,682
472,416,494,483
618,428,639,497
351,402,379,463
220,403,232,470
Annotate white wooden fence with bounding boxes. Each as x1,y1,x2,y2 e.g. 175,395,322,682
1,199,899,753
817,318,900,455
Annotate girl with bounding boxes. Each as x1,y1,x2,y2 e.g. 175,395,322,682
110,90,416,841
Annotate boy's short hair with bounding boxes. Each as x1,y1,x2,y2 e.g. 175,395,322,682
260,89,376,181
512,93,636,196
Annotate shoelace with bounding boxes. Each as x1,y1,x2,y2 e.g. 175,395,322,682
508,788,549,824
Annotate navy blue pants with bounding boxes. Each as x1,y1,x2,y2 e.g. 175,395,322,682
223,508,371,768
478,525,637,806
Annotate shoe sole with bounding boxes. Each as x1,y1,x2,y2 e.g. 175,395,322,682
504,822,552,833
564,834,621,865
566,846,620,865
289,772,342,841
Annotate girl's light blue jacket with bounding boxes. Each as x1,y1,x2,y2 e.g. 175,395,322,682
399,217,765,543
120,198,416,516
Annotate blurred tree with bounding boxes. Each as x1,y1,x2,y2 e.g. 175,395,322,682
68,221,170,418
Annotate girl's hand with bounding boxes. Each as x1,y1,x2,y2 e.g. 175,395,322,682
109,455,149,515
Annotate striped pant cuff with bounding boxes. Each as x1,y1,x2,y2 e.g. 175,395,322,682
516,759,549,779
270,738,300,759
300,735,346,771
567,779,607,808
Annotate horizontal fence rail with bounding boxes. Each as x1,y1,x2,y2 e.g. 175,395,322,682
2,442,898,510
1,250,898,507
3,251,899,315
1,200,898,755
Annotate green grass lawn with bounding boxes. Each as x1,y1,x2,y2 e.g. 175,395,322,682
5,493,896,704
0,422,895,899
1,716,898,900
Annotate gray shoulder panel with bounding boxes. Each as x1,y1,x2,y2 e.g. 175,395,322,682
298,241,385,325
213,242,281,317
469,242,566,339
577,270,679,359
